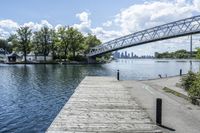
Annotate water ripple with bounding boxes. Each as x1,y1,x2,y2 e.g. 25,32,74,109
0,60,199,132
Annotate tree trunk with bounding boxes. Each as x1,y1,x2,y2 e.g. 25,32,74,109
52,45,55,60
64,48,67,61
73,50,75,59
24,45,27,63
24,51,27,63
44,48,46,63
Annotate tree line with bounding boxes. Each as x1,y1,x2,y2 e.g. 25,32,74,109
155,50,196,59
0,26,102,63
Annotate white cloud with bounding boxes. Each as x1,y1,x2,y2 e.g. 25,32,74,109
73,11,92,34
55,24,62,31
0,19,19,38
22,20,53,31
76,11,90,22
114,0,197,34
0,19,19,30
193,0,200,10
92,27,122,42
73,11,121,42
0,19,54,39
0,28,10,39
103,21,112,27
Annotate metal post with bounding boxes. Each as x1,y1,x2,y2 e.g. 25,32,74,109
180,69,182,76
156,98,162,125
117,70,119,80
190,35,193,59
189,35,193,71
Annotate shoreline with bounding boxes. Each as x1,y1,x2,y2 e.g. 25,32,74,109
138,74,185,81
3,62,106,65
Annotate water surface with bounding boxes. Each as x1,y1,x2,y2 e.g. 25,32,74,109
0,59,200,132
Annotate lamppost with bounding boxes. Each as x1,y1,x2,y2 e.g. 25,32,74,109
190,35,193,71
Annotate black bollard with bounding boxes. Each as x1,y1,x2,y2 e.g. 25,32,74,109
180,69,182,76
117,70,119,80
156,98,162,125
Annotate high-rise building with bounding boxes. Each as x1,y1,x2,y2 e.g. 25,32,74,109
121,52,124,58
125,51,127,58
131,52,134,58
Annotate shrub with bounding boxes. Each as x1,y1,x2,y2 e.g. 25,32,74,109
68,55,87,62
181,71,197,91
188,74,200,99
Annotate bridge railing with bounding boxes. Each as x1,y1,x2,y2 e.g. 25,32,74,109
87,15,200,57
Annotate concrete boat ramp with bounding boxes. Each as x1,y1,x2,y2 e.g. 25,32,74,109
46,76,161,133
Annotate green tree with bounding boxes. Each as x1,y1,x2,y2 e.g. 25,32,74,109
0,39,9,51
16,26,32,63
155,49,190,59
196,48,200,59
32,31,41,56
68,27,84,59
84,33,101,54
7,34,19,52
174,50,189,59
57,26,70,61
33,27,53,62
51,30,58,59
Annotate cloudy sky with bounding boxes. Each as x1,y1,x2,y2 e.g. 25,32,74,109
1,0,200,55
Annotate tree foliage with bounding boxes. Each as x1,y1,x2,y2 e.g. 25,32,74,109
57,26,70,60
196,48,200,59
2,25,107,62
33,27,53,61
7,34,19,52
181,71,200,99
68,27,84,58
83,33,101,54
16,26,32,63
155,50,191,59
181,71,197,91
0,39,11,52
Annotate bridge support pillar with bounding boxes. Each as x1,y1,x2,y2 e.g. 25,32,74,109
87,57,97,64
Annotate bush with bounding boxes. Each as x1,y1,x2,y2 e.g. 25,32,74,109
68,55,87,62
188,74,200,98
181,71,197,91
181,71,200,99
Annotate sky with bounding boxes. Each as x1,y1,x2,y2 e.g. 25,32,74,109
1,0,200,56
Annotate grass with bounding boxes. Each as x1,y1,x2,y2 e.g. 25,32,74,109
175,83,182,88
163,87,188,100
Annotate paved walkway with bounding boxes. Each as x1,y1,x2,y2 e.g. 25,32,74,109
46,76,160,133
121,78,200,133
142,76,188,96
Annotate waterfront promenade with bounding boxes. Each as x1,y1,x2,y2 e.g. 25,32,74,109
46,76,160,132
121,76,200,133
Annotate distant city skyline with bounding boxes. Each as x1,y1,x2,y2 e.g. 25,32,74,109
113,51,154,59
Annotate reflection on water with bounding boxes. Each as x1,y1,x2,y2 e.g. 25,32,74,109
0,59,200,132
104,59,200,80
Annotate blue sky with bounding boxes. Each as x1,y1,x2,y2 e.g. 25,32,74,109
0,0,200,55
0,0,143,26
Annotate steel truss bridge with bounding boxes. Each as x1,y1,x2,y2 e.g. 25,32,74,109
87,15,200,57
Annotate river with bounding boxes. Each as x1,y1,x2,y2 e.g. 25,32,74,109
0,59,200,132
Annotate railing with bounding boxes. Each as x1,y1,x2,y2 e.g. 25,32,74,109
87,15,200,57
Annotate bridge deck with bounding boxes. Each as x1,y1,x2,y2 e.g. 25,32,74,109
46,76,161,132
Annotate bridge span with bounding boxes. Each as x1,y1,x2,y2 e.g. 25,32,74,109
87,15,200,57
